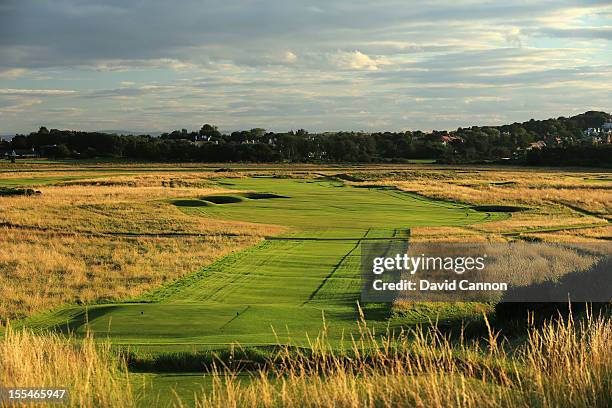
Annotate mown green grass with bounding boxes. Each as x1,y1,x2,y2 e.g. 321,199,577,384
25,177,507,351
190,177,498,230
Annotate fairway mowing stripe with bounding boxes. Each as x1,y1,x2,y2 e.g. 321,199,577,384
380,189,459,209
302,228,371,305
181,240,303,303
207,241,305,302
148,241,275,302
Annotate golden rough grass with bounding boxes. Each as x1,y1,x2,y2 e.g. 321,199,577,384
0,229,260,321
0,326,134,408
0,178,266,234
470,212,604,235
524,226,612,243
192,312,612,408
409,226,483,240
386,170,611,219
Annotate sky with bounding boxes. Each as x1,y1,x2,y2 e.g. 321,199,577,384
0,0,611,134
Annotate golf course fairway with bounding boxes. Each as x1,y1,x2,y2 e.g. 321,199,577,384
26,177,507,348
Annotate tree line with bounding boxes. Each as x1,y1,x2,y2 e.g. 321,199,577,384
1,111,610,167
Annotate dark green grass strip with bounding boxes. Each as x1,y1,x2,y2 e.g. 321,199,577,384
303,229,370,305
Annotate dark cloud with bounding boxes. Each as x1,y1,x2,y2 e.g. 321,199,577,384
1,0,610,69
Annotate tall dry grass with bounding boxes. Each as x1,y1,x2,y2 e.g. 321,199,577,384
0,326,135,408
0,229,261,320
1,312,609,408
0,177,273,235
194,312,611,408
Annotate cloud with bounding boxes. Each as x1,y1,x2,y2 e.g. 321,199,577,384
284,51,298,63
0,68,28,79
0,88,77,96
90,58,198,72
0,1,610,132
85,84,175,99
531,26,612,40
333,51,389,71
505,28,523,48
1,0,607,70
0,96,43,115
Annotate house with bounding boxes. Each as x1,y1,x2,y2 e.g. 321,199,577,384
585,127,601,137
544,135,563,146
2,148,38,158
439,135,462,146
582,121,612,144
193,135,219,146
526,141,546,150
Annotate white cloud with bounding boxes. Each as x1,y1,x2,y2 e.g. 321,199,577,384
505,28,523,48
0,88,77,96
91,59,198,72
333,51,389,71
284,51,298,63
0,68,29,80
0,96,43,115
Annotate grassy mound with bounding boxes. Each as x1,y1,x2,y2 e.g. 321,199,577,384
489,181,517,186
0,187,41,196
172,199,211,207
334,173,364,182
201,195,245,204
472,205,527,212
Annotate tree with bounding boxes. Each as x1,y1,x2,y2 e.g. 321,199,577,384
52,144,72,158
199,124,221,138
250,128,266,138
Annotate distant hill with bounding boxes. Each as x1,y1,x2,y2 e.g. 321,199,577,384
566,111,612,129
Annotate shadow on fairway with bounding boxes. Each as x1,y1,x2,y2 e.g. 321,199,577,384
472,205,527,212
172,199,211,207
242,192,289,200
201,195,245,204
53,305,123,334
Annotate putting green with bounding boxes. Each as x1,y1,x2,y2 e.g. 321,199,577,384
192,177,493,231
27,177,507,348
